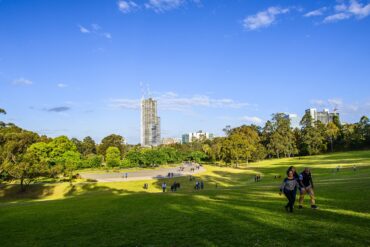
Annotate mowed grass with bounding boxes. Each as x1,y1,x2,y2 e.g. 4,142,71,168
1,151,370,247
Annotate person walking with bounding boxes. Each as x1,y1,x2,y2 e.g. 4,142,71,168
280,170,300,213
299,168,318,209
162,182,167,193
287,166,299,203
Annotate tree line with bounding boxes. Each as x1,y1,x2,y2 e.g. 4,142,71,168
1,107,369,191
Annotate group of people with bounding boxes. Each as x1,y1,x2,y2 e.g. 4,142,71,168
254,174,262,182
171,182,181,192
194,181,204,190
167,172,175,178
280,166,318,213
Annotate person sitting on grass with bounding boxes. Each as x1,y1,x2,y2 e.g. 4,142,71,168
298,168,318,209
280,170,300,213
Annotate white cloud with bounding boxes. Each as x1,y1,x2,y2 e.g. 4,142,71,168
243,6,290,31
241,116,263,125
109,92,251,112
118,0,138,13
12,77,33,85
304,7,327,17
78,24,112,39
78,25,90,33
324,12,352,22
348,0,370,18
324,0,370,23
57,83,68,88
145,0,186,12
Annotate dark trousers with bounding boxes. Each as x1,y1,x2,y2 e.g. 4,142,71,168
284,189,296,212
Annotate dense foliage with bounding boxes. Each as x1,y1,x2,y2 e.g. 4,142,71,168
1,107,370,190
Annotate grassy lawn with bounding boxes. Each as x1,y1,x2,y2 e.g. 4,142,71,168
1,151,370,246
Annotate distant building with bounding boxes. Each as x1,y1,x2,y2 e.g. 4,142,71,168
141,98,161,147
161,138,181,145
283,113,300,129
305,108,339,125
182,130,214,144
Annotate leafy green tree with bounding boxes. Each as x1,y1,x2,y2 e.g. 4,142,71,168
0,108,6,115
141,148,168,167
188,151,207,163
81,136,97,156
98,134,126,158
300,120,327,155
82,154,103,168
124,147,142,167
62,151,81,185
105,147,121,167
326,122,340,152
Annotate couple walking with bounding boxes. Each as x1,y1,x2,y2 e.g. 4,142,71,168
280,166,318,213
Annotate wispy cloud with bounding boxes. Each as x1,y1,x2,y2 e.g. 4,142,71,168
78,24,112,39
241,116,264,125
109,92,251,112
324,0,370,23
304,7,327,17
145,0,185,12
78,25,90,33
118,0,139,13
12,77,33,85
57,83,68,88
45,106,71,113
243,6,290,31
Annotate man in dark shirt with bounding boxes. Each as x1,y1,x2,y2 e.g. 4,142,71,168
299,168,318,209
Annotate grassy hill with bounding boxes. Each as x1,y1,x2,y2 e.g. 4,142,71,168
1,151,370,246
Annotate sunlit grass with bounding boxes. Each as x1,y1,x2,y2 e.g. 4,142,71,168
1,150,370,246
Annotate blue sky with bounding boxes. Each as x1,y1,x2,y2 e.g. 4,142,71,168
1,0,370,144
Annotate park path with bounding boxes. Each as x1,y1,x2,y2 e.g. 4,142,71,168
80,163,206,183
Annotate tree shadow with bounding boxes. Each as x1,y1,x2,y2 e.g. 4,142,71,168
0,183,56,203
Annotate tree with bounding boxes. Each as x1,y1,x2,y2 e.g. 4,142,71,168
326,122,340,152
98,134,126,158
2,140,49,192
0,108,6,115
188,151,207,163
62,151,81,185
82,154,103,168
263,114,297,158
300,121,327,155
81,136,97,156
105,147,121,167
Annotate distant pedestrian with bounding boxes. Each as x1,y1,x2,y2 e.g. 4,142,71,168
125,173,128,179
200,181,204,190
353,165,357,172
162,182,167,193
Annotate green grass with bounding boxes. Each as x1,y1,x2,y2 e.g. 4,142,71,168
1,151,370,246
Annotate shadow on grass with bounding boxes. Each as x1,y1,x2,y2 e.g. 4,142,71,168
0,183,56,203
1,182,370,247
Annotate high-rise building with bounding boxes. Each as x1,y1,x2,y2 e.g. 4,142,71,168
182,130,214,144
161,138,181,145
141,98,161,147
305,108,339,125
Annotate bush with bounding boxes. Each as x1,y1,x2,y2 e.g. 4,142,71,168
106,147,121,168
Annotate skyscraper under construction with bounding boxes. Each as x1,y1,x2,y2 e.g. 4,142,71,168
141,98,161,147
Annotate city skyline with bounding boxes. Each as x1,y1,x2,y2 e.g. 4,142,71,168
1,0,370,144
